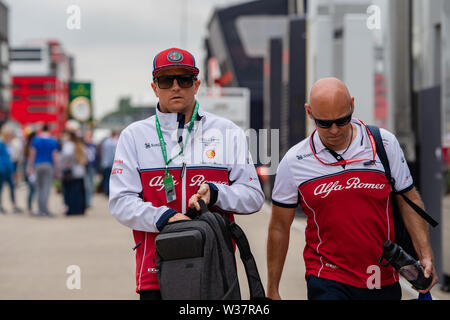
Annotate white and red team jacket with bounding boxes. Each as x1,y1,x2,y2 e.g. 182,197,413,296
109,105,264,293
272,119,414,289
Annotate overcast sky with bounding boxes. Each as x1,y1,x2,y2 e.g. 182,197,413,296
3,0,247,119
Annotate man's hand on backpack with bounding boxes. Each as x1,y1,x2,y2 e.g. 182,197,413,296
168,213,191,223
188,183,211,211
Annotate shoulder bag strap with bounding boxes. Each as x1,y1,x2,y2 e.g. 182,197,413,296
367,125,438,227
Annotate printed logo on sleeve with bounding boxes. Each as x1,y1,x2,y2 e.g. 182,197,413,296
112,168,123,175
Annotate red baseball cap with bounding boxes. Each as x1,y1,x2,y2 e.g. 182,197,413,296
152,48,199,77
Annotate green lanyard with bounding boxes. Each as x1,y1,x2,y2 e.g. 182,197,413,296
155,100,199,176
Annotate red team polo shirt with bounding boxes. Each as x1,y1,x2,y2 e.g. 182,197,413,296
272,119,414,288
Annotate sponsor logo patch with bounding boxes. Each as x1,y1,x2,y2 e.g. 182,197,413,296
296,153,313,160
206,149,216,159
145,142,165,149
167,50,183,62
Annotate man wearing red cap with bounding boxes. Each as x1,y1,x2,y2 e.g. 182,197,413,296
109,48,264,300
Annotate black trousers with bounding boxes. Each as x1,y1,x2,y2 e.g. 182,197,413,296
139,289,162,300
62,178,86,215
307,275,402,300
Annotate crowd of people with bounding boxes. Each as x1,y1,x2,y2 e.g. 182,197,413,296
0,122,119,217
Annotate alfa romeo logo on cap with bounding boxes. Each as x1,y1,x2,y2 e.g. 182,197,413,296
167,50,183,62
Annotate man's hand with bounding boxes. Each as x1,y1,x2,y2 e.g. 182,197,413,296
396,188,438,294
188,183,211,211
168,213,191,223
416,257,438,294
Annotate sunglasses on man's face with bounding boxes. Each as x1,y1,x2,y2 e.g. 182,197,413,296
154,74,196,89
311,109,353,129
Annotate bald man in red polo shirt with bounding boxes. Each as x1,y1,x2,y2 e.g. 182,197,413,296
267,77,437,300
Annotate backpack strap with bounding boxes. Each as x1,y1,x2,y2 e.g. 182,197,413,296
367,125,438,227
228,221,266,299
367,125,394,188
185,199,209,219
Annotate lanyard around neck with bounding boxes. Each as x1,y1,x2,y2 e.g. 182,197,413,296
155,100,199,175
309,121,376,167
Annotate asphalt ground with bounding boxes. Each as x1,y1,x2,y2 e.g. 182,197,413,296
1,181,449,300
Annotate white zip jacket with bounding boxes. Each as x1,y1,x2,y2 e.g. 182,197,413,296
109,105,264,291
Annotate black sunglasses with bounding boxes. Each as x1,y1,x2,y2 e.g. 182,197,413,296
311,109,353,129
154,74,196,89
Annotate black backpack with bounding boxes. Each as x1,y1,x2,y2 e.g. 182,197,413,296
367,125,438,259
155,200,266,300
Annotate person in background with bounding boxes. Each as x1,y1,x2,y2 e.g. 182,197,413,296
23,130,37,215
100,130,119,196
60,131,88,215
2,126,24,186
84,129,97,208
0,126,23,214
27,124,60,217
